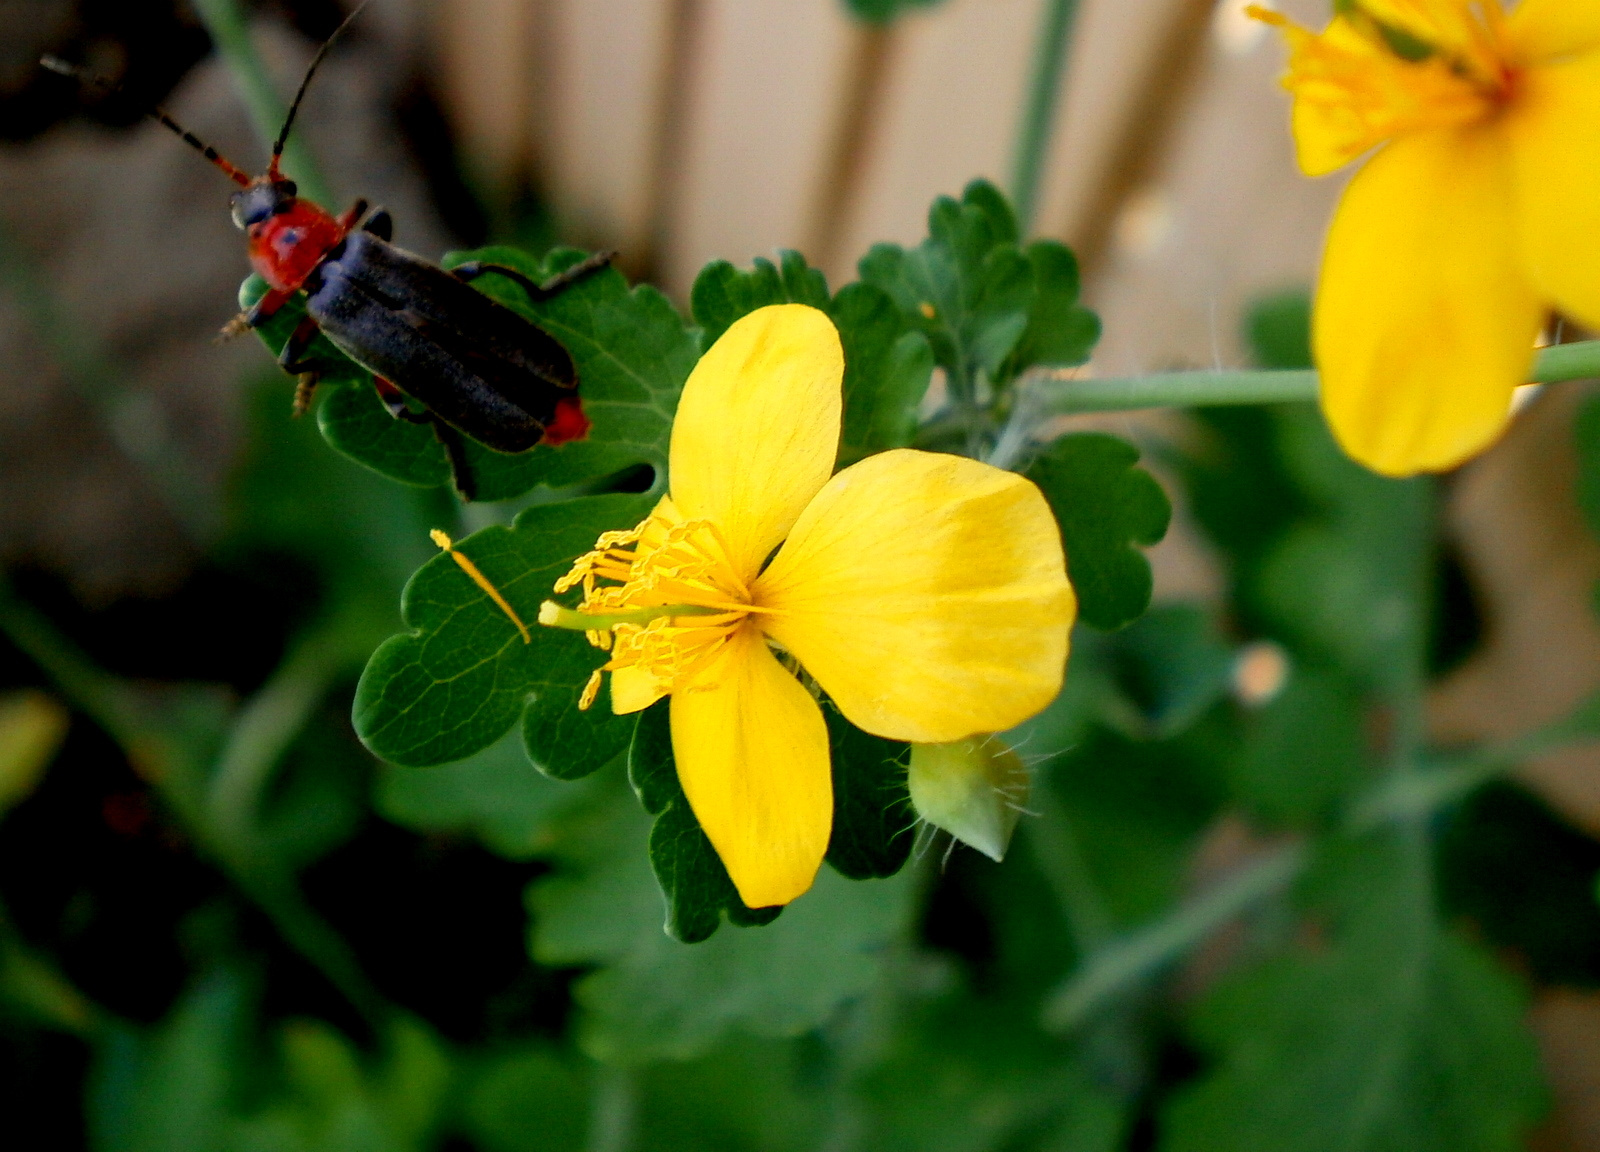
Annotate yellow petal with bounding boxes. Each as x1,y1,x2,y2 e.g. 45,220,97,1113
1507,50,1600,329
670,625,832,908
1314,127,1543,476
756,449,1074,744
1508,0,1600,63
669,305,844,582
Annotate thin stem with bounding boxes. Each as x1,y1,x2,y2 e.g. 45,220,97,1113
0,582,385,1027
1026,339,1600,418
1041,841,1307,1033
206,624,351,850
1010,0,1080,233
190,0,332,206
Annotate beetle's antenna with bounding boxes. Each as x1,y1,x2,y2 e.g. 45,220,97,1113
268,0,371,176
41,54,252,187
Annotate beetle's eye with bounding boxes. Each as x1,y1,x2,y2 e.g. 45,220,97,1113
229,201,248,231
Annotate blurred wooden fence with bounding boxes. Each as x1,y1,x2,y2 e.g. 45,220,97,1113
425,0,1341,374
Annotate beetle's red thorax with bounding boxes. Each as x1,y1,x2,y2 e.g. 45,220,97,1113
248,200,344,292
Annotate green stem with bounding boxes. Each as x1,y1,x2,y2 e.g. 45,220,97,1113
206,624,352,851
1041,841,1307,1033
1029,339,1600,417
1010,0,1080,233
190,0,332,206
0,582,385,1026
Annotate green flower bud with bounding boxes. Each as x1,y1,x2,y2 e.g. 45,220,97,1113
908,737,1029,862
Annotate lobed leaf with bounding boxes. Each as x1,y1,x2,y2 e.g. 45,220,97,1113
860,179,1032,385
1026,432,1172,631
528,760,918,1063
688,251,935,467
352,493,653,770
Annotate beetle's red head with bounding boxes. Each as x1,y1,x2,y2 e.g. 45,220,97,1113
230,177,299,231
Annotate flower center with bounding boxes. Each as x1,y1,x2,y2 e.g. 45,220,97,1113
541,510,770,710
1253,2,1520,138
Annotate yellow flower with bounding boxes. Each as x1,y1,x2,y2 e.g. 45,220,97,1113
539,304,1074,908
1254,0,1600,475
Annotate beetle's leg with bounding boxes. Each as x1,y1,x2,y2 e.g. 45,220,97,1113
372,375,432,424
360,208,393,241
451,249,616,303
219,287,291,341
335,198,369,231
277,315,325,416
432,421,478,502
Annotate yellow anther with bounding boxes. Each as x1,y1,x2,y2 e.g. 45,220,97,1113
578,669,603,711
431,529,531,644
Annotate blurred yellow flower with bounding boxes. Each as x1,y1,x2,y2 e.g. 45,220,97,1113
1254,0,1600,475
540,304,1074,908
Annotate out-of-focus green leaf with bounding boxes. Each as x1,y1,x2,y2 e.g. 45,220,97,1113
89,969,451,1152
527,760,917,1063
1162,833,1545,1152
1106,605,1233,738
89,968,244,1152
843,0,947,23
233,1016,451,1152
1232,664,1372,828
353,493,651,769
1026,433,1171,631
858,994,1123,1152
861,180,1032,384
1038,720,1227,927
375,728,581,858
244,245,695,502
0,689,67,816
1245,290,1313,371
687,252,934,468
462,1044,590,1152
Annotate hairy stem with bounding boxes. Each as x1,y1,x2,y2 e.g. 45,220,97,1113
1026,339,1600,417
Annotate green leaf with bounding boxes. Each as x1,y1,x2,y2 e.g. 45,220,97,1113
687,252,934,467
1106,604,1233,739
858,994,1123,1152
244,245,696,503
352,493,653,770
1026,433,1172,631
1005,239,1100,374
1231,664,1373,828
629,702,783,943
463,1044,590,1152
823,707,913,880
626,699,914,942
832,283,936,466
528,760,918,1064
1162,833,1546,1152
690,251,830,347
860,180,1032,386
374,727,585,858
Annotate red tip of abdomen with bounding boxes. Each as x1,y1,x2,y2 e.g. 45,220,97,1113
542,393,591,446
